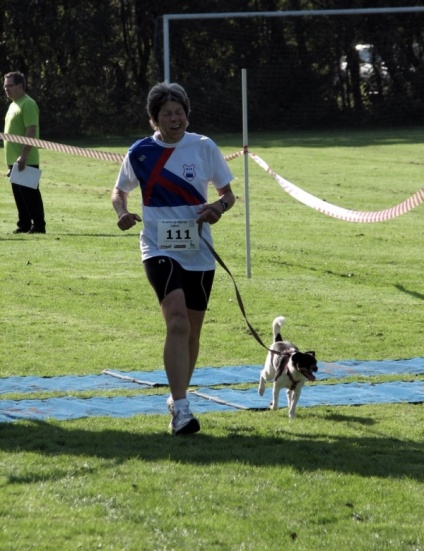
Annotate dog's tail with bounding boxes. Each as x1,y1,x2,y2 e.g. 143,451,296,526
272,316,286,342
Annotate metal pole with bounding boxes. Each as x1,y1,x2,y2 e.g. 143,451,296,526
163,16,170,82
242,69,251,278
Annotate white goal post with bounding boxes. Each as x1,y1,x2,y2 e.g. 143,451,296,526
161,6,424,277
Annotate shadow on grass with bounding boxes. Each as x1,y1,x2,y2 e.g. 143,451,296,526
0,233,135,240
46,128,424,152
57,233,135,238
0,412,422,482
246,128,424,149
395,284,424,301
267,258,356,279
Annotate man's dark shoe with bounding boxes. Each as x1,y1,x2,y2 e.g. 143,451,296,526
13,228,30,234
27,227,46,234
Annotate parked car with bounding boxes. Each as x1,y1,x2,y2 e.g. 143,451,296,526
336,44,390,94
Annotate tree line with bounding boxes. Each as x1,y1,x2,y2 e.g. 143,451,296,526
1,0,424,137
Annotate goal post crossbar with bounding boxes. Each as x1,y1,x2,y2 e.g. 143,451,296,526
163,6,424,82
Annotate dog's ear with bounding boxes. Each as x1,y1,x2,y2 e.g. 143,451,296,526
305,350,315,358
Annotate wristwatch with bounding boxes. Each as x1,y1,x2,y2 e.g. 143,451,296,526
220,197,229,213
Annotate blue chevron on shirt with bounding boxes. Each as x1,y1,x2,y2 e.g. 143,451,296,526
128,137,206,207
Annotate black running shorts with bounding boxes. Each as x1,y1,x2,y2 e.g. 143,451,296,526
143,256,215,311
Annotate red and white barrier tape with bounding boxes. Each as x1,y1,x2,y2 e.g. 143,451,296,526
0,133,125,163
2,133,423,222
224,149,424,223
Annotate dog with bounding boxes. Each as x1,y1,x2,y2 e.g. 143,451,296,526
258,316,317,418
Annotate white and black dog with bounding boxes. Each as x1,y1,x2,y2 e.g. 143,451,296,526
258,316,317,418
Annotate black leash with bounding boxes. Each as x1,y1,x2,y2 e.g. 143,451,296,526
198,222,272,353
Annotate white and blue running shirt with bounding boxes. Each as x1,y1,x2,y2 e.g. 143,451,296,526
115,131,234,270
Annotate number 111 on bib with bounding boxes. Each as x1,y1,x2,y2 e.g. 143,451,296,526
157,219,200,250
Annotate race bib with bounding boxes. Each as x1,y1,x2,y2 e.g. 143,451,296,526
157,219,199,250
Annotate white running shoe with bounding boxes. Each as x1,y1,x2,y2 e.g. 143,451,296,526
167,395,175,415
167,395,175,432
170,401,200,435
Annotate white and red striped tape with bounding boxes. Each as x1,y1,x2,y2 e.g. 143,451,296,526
225,149,424,223
0,133,125,163
1,133,423,223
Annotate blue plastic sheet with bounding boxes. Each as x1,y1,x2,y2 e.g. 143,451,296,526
0,393,232,423
317,357,424,379
0,381,422,423
1,358,423,395
192,381,424,410
0,358,423,423
0,373,141,395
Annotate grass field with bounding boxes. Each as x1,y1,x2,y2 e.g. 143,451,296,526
1,128,423,550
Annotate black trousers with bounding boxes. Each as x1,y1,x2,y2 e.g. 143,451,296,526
9,164,46,231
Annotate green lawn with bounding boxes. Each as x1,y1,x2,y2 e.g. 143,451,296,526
0,128,423,550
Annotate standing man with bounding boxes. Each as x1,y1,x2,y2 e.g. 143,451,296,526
3,71,46,234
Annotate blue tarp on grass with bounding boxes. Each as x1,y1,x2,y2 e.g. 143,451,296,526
192,381,424,410
0,393,233,422
0,381,423,423
0,358,423,423
1,357,423,395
